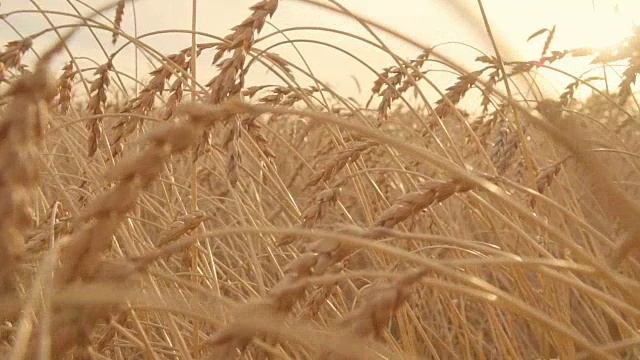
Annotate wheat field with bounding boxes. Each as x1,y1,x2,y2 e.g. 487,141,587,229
1,1,640,359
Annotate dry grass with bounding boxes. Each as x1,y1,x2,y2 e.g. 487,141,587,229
2,1,640,359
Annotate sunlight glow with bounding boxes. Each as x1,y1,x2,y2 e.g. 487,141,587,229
558,0,640,50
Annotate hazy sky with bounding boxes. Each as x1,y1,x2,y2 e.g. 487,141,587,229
1,0,639,104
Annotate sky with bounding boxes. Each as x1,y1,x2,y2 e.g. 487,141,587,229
1,0,639,106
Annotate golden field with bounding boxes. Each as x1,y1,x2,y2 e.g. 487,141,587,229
1,1,640,359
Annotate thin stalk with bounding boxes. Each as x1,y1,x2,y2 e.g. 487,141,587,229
476,0,537,187
189,0,200,352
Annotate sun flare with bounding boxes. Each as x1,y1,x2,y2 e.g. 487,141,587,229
562,0,640,50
